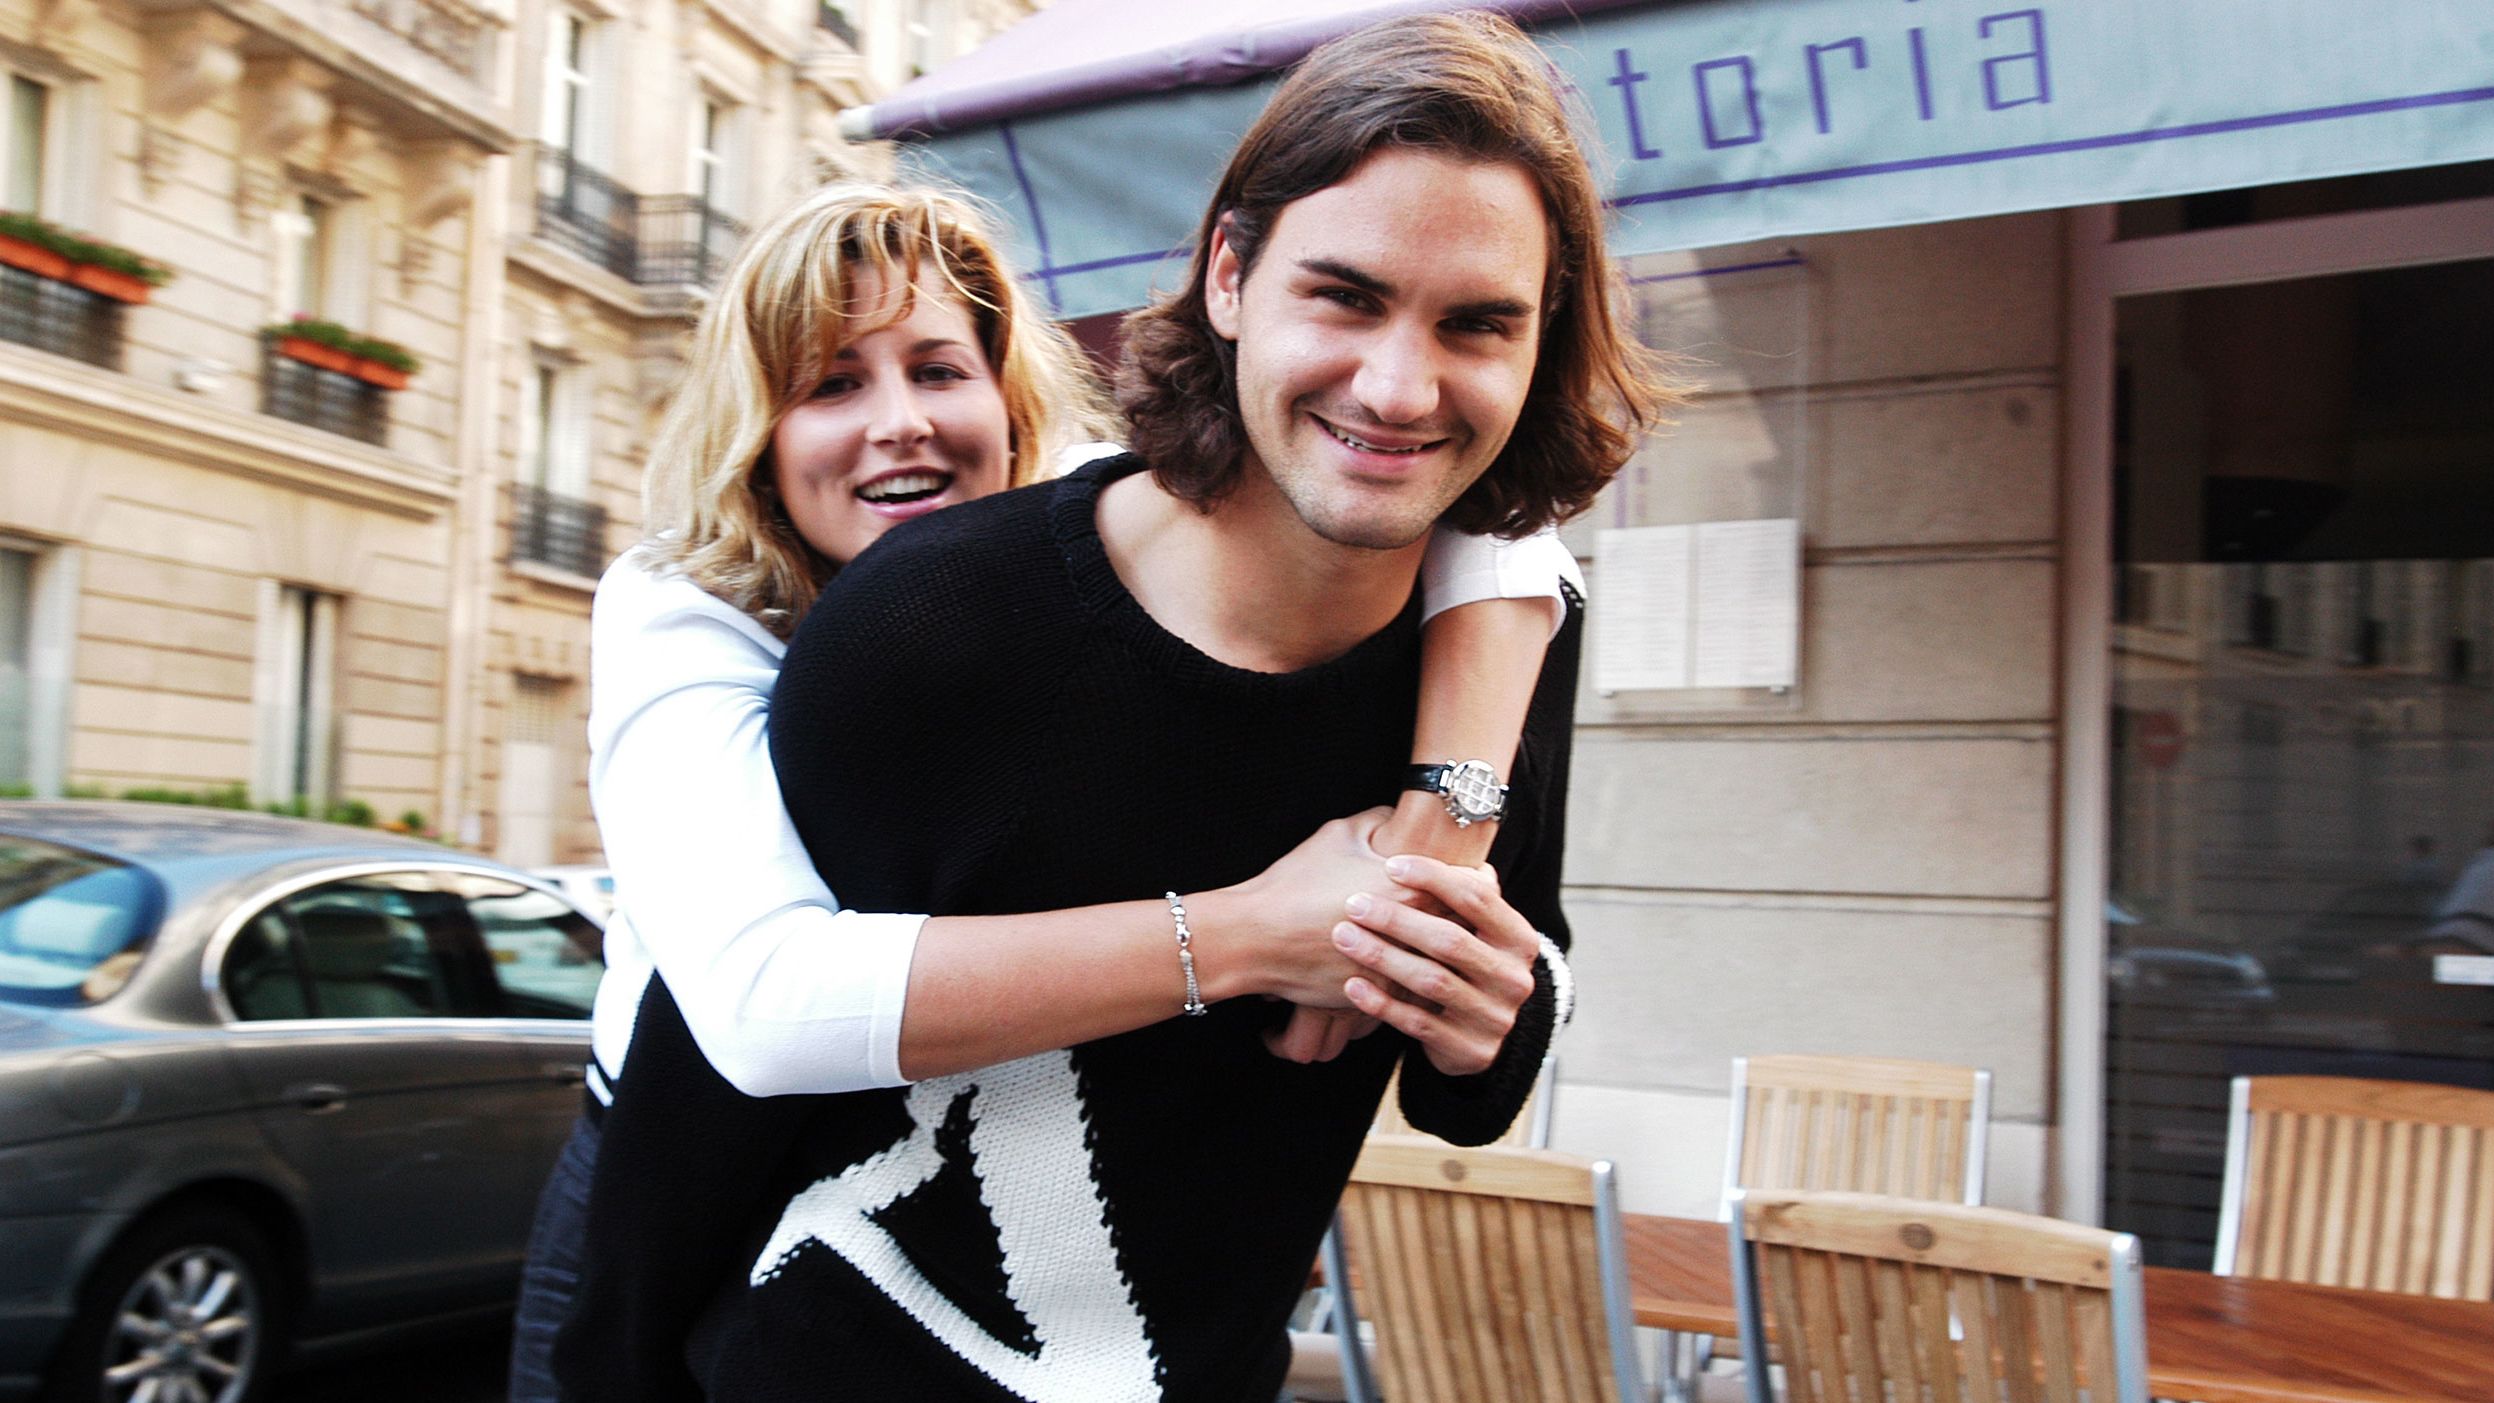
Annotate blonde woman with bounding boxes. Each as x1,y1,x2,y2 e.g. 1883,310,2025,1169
509,182,1577,1400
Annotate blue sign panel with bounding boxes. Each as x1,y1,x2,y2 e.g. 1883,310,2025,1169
907,0,2494,319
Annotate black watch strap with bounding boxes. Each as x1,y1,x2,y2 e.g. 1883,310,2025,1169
1404,759,1509,826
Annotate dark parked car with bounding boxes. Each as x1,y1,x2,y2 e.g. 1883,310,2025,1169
0,803,604,1403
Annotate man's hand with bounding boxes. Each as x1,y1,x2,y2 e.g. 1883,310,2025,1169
1331,856,1539,1076
1263,1005,1380,1064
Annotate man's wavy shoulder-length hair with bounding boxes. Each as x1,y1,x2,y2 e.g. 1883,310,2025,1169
642,183,1111,637
1116,11,1678,538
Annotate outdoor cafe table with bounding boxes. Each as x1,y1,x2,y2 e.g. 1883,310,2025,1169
1625,1213,2494,1403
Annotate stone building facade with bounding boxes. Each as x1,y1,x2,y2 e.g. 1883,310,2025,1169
0,0,1032,861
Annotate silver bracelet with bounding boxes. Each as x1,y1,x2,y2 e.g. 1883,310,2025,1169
1164,891,1207,1017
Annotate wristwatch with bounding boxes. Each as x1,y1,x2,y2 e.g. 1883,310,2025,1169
1405,759,1509,828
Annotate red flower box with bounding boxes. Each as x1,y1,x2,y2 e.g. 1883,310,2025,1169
0,232,72,281
274,335,363,377
353,358,411,391
66,263,153,305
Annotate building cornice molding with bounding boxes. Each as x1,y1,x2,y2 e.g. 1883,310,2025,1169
688,0,803,67
135,0,519,153
0,347,457,520
506,237,650,320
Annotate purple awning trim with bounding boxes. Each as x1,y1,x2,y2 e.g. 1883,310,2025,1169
857,0,1666,140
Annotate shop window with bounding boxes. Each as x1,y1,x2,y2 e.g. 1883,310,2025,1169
2107,255,2494,1268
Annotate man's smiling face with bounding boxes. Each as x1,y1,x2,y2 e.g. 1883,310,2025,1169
1205,147,1548,552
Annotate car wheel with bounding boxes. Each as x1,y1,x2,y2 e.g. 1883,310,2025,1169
46,1204,284,1403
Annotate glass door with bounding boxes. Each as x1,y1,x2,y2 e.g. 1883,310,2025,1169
2102,249,2494,1267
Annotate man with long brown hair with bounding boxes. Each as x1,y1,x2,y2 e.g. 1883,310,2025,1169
563,12,1673,1401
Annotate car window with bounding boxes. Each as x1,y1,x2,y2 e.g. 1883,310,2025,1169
223,909,313,1020
0,835,161,1007
239,876,501,1021
465,881,603,1019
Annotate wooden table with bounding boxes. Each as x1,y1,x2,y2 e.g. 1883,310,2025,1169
1624,1214,2494,1403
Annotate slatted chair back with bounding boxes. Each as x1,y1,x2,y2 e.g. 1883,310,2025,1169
1334,1136,1642,1403
1723,1055,1992,1217
2215,1075,2494,1299
1373,1055,1559,1148
1728,1189,2149,1403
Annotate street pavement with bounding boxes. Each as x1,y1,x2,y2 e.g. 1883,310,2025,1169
271,1321,510,1402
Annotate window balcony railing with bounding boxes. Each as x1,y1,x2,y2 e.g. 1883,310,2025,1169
638,196,747,288
534,146,746,290
536,145,641,282
0,264,125,370
261,341,389,446
511,482,608,578
816,0,859,49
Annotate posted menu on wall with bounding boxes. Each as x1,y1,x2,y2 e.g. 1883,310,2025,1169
1594,519,1800,693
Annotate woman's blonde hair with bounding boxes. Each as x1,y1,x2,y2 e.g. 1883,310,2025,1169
642,182,1112,637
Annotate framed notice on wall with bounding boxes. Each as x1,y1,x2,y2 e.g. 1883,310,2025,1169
1593,519,1800,694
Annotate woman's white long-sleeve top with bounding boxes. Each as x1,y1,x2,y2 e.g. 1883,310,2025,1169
584,524,1582,1101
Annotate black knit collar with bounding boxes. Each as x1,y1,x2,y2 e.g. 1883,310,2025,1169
1049,453,1421,697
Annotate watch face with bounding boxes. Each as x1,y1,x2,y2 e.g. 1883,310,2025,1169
1444,759,1505,820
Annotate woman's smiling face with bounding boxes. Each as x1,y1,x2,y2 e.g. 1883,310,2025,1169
769,272,1012,566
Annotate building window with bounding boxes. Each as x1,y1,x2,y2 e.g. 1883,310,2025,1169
498,674,568,868
2457,562,2494,686
6,73,48,214
2225,563,2311,656
0,540,75,797
0,547,32,791
543,11,593,159
261,339,388,445
695,100,728,213
535,11,637,278
0,261,123,368
274,193,332,317
512,360,605,577
634,98,747,287
815,0,859,49
253,584,337,809
906,0,950,76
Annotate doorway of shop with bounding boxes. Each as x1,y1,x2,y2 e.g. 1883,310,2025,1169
2077,166,2494,1267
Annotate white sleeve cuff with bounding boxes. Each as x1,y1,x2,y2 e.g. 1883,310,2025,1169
1536,933,1575,1029
1417,524,1585,638
681,904,927,1097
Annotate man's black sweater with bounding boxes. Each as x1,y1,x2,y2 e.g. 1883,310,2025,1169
558,456,1580,1403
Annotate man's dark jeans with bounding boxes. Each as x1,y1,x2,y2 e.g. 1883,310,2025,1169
509,1113,599,1403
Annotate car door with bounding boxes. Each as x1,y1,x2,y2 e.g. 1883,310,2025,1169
444,870,603,1165
216,867,556,1333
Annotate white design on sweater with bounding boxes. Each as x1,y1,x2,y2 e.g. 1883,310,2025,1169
751,1051,1159,1401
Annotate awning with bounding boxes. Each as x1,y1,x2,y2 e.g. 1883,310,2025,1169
861,0,2494,320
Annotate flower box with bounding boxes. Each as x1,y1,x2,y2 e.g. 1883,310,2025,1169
352,358,411,391
264,318,419,389
274,334,363,377
65,262,153,305
0,232,72,281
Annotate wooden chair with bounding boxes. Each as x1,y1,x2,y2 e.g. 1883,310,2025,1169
1727,1189,2149,1403
1316,1060,1561,1396
1332,1136,1644,1403
1722,1055,1993,1217
1672,1056,1994,1397
2214,1074,2494,1299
